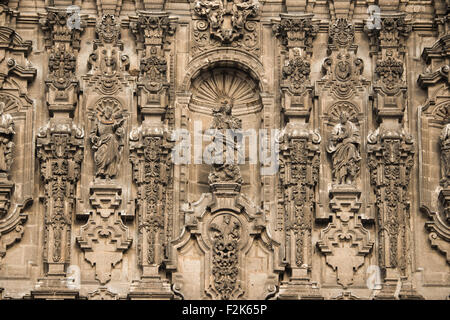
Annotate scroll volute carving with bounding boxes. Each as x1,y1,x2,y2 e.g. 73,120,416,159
86,14,130,95
130,11,177,114
129,128,173,267
193,0,259,44
175,193,279,300
39,8,85,114
365,14,411,120
273,14,318,117
0,24,36,264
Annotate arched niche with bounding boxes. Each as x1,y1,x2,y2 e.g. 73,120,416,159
186,67,263,205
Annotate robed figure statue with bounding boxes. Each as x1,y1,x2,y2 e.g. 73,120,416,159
90,106,125,179
326,111,361,185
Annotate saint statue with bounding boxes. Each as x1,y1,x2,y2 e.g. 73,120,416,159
0,102,15,176
326,111,361,185
207,101,243,185
440,123,450,187
90,106,125,179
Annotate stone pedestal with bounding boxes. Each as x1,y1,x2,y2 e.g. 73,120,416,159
128,266,173,300
30,277,79,300
0,180,13,217
277,267,323,300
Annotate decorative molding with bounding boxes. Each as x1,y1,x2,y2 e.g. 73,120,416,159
76,185,132,285
317,189,373,289
37,119,84,274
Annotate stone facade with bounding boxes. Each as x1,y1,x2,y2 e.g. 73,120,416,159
0,0,448,300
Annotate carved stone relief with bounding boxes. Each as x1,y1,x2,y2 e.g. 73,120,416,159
191,0,260,54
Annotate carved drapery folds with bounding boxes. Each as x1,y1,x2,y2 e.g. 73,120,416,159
191,0,260,54
86,14,130,95
89,98,125,180
326,111,361,186
207,102,243,187
37,120,84,269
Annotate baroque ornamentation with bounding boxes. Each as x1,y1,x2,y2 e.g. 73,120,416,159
375,50,404,94
207,102,243,186
279,124,320,268
130,128,173,266
367,126,414,274
317,190,373,288
130,12,176,94
209,214,241,299
0,102,14,178
272,15,318,49
282,48,311,95
76,186,132,285
321,53,364,100
86,14,130,95
192,0,260,54
89,98,126,180
329,18,355,49
440,123,450,187
326,111,361,186
37,119,84,265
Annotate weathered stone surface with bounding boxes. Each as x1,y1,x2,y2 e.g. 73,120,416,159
0,0,447,300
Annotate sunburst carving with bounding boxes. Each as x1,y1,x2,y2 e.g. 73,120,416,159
190,69,261,115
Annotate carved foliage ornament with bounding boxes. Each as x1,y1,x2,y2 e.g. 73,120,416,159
37,120,84,264
40,9,83,49
279,126,320,267
87,15,130,95
367,127,414,272
329,18,355,49
131,14,176,47
192,0,260,53
375,50,404,93
282,49,311,94
322,52,364,99
209,214,241,299
273,16,318,49
130,130,173,266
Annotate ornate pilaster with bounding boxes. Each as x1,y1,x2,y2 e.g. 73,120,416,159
272,14,321,299
128,11,177,299
32,7,83,299
365,13,422,299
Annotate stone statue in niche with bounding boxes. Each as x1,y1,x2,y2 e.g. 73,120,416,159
0,102,15,179
207,101,243,185
326,111,361,185
90,104,125,180
440,123,450,187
